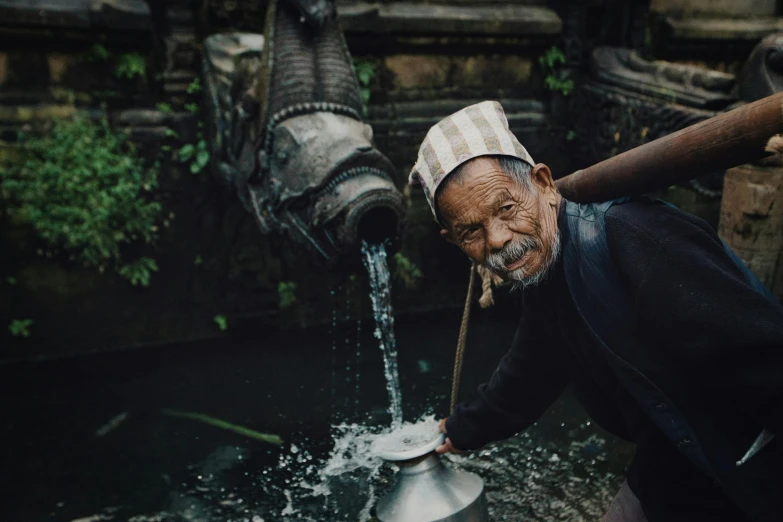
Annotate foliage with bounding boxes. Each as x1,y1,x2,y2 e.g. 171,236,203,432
278,281,297,310
213,314,228,331
186,78,202,95
566,129,577,141
393,252,423,290
85,44,111,62
6,276,17,285
185,102,199,113
352,58,376,114
118,257,159,287
179,139,210,174
115,53,146,81
84,45,146,81
538,46,574,96
539,45,567,69
0,115,162,285
156,102,173,114
9,319,33,338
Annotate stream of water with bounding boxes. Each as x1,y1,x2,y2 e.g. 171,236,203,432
361,242,403,428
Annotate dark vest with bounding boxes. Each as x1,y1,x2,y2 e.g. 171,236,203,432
561,198,781,522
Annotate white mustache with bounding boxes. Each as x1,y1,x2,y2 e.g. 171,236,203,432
484,236,539,274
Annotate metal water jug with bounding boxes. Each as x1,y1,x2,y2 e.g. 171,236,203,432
375,433,489,522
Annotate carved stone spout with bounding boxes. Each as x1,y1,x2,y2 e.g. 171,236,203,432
203,0,405,262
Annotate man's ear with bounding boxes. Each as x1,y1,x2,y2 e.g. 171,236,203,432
440,228,457,245
531,163,558,206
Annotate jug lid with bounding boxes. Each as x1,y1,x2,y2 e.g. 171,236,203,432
375,432,445,462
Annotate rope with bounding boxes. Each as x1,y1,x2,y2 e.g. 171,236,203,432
765,134,783,155
477,265,501,309
450,262,477,413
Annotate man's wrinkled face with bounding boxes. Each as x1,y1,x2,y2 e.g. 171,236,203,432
436,157,562,288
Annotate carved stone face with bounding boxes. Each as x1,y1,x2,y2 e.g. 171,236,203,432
436,157,562,288
261,112,404,255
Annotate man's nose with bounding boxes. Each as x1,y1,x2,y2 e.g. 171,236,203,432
486,221,512,253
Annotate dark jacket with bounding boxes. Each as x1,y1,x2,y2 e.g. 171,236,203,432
446,198,783,522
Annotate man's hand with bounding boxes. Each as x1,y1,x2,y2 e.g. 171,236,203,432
435,417,464,454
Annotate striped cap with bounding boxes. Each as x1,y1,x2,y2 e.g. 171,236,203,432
408,100,535,216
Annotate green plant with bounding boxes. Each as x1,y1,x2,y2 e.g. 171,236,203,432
118,257,159,287
85,44,111,62
115,53,146,80
538,46,574,96
178,139,210,174
566,129,577,141
393,252,423,290
9,319,33,338
278,281,297,310
186,78,202,95
213,314,228,331
352,58,376,114
0,115,162,285
156,102,173,114
185,102,199,113
6,276,17,285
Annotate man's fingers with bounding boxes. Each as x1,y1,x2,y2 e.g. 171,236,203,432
438,418,447,433
436,437,461,454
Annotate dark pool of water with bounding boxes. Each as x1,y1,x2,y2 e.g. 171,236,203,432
1,306,632,522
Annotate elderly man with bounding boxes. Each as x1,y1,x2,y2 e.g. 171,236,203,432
409,101,783,522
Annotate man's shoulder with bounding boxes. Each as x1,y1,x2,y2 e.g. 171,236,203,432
603,197,713,244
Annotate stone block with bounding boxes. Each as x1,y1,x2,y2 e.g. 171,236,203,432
661,16,783,41
0,0,151,30
383,54,535,98
114,109,171,127
0,104,79,122
453,55,533,87
47,54,73,84
338,2,561,35
384,55,450,90
0,53,7,87
651,0,776,17
5,52,49,90
719,163,783,298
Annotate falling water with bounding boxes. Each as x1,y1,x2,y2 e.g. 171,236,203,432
361,242,403,427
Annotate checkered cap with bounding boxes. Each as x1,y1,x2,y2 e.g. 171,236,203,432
408,100,535,216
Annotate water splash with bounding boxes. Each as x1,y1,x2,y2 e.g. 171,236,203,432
301,415,440,520
361,242,403,427
86,412,625,522
372,416,439,455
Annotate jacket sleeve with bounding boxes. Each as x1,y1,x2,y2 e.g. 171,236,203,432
444,291,568,451
607,205,783,438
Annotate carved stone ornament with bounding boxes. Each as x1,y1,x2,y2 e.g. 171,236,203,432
203,0,405,263
589,47,736,110
570,47,743,197
738,32,783,103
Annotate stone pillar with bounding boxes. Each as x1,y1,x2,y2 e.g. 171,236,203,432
718,164,783,299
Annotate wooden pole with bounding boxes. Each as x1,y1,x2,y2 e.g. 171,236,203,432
556,92,783,203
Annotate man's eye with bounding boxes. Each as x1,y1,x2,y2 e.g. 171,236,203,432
500,203,514,213
461,227,480,242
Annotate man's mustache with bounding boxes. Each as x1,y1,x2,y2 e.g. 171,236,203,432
484,236,540,274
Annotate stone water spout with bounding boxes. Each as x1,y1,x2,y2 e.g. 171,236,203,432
203,0,405,262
